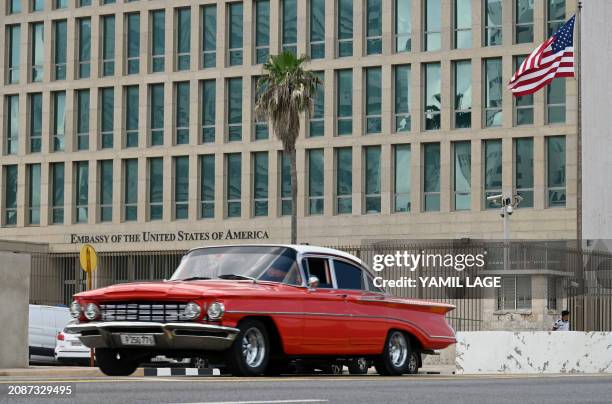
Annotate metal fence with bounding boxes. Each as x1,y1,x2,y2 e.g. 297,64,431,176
27,242,612,332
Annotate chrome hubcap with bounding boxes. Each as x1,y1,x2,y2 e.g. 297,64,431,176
408,352,418,372
388,331,408,368
241,327,266,368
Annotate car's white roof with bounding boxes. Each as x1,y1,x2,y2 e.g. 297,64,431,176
188,244,364,266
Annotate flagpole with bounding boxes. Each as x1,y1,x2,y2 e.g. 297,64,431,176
576,1,582,246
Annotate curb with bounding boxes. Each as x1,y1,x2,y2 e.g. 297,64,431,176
143,368,221,377
0,367,144,377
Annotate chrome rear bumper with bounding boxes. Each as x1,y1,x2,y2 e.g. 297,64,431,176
64,321,239,351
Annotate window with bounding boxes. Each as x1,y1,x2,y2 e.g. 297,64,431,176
102,16,115,76
175,82,190,144
304,257,333,288
336,147,352,214
8,0,21,14
51,163,64,224
7,25,20,84
365,67,382,134
3,165,18,226
228,2,243,66
308,149,324,215
6,95,19,155
53,20,67,80
498,276,531,310
75,161,89,223
337,0,353,57
31,23,44,82
32,0,43,11
547,79,566,124
364,146,381,213
77,18,91,78
454,0,471,49
148,157,163,220
282,0,297,54
52,91,65,152
176,8,191,71
366,0,382,55
547,277,558,311
29,93,42,153
27,164,40,225
547,136,566,207
394,144,411,212
484,139,502,209
126,13,140,74
454,60,472,129
514,137,534,208
125,86,139,147
123,159,138,221
547,0,565,36
78,0,91,6
453,141,471,211
310,72,324,137
280,152,292,216
99,160,113,222
424,0,441,51
337,69,352,136
100,88,114,149
423,143,440,212
227,78,242,141
76,90,90,150
484,0,502,46
424,62,441,130
394,64,411,132
174,156,189,219
202,5,217,68
201,80,216,143
514,56,533,125
149,84,164,146
394,0,411,53
310,0,325,59
255,0,270,64
226,153,242,218
151,10,165,73
200,155,215,218
334,260,363,290
253,152,269,216
484,58,502,127
253,77,268,140
102,0,115,4
515,0,534,44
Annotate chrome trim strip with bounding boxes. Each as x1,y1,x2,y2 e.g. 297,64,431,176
225,310,455,340
65,321,240,334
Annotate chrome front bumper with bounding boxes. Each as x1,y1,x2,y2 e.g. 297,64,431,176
64,321,240,351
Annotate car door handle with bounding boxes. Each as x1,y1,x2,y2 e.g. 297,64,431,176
336,294,348,299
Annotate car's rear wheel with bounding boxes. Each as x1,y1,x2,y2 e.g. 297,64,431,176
226,319,270,376
375,330,411,376
348,358,370,375
96,349,139,376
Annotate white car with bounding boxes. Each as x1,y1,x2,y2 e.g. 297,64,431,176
29,305,72,363
55,330,91,365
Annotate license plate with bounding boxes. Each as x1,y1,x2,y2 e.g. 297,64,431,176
120,334,155,346
70,341,82,346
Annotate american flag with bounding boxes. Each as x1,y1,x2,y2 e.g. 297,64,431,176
508,15,575,97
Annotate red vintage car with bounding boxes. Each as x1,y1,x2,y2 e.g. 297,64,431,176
65,245,455,376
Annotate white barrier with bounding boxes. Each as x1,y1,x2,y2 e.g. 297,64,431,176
455,331,612,374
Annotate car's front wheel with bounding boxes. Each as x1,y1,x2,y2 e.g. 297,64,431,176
96,349,139,376
226,319,270,376
375,330,412,376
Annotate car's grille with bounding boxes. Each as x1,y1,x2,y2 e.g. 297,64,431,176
100,302,189,323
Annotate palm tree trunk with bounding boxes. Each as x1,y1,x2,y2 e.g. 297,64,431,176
289,148,298,244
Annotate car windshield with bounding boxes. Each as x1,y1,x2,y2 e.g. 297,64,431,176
170,246,303,286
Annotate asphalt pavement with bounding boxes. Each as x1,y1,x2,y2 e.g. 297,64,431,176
1,373,611,404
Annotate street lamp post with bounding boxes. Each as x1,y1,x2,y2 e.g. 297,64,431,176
488,194,524,271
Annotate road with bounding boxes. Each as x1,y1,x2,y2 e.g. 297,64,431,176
1,374,610,404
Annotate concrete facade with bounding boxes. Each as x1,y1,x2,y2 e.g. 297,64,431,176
0,0,579,254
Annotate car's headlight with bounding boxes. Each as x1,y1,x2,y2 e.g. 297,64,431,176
182,302,202,320
207,302,225,320
84,303,100,320
69,301,81,318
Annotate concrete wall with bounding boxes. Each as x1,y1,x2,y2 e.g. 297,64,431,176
456,331,612,374
0,252,31,368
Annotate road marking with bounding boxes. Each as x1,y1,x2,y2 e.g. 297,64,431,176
170,400,328,404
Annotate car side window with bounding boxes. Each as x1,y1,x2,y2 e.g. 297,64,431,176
333,260,364,291
303,257,334,288
364,272,385,293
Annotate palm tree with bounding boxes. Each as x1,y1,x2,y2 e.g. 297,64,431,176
255,52,320,244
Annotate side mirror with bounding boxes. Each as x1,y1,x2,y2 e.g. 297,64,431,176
308,276,320,289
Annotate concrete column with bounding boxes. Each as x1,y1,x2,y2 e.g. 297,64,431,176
381,64,392,137
189,79,199,146
89,88,99,151
353,0,364,58
217,2,227,68
533,135,545,210
440,140,451,213
411,141,422,213
138,83,147,149
243,75,253,142
269,0,281,56
353,67,363,137
472,140,483,211
411,61,422,133
16,164,26,227
324,0,335,60
90,14,100,80
163,81,173,147
64,90,75,153
380,143,392,215
39,163,49,226
243,0,253,67
323,69,334,138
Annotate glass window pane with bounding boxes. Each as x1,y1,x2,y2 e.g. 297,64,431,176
29,93,42,153
424,63,441,130
454,60,472,129
485,0,503,46
366,0,382,55
336,148,352,214
8,25,21,84
228,78,242,141
100,88,114,149
200,155,215,218
454,141,471,210
228,2,243,66
253,152,269,217
548,0,566,36
310,72,325,137
337,69,352,135
102,16,115,76
75,161,89,223
28,164,41,225
202,79,216,143
547,79,566,124
395,0,411,52
125,86,139,147
515,137,534,208
394,145,411,212
127,13,140,74
149,157,163,220
53,92,66,152
202,5,217,68
54,21,67,80
364,146,381,213
174,156,189,219
365,67,381,134
281,152,292,216
32,23,44,82
176,8,191,71
423,143,440,212
337,0,353,57
4,165,18,225
77,90,90,150
394,65,411,132
78,18,91,78
124,159,138,221
99,160,113,222
484,139,502,209
308,149,324,215
485,58,503,127
516,0,534,44
310,0,325,59
227,153,242,218
150,84,164,146
455,0,472,49
547,136,566,207
151,10,165,72
282,0,297,53
425,0,441,51
256,0,270,63
175,82,190,144
51,163,64,224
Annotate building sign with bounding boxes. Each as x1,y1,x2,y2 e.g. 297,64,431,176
69,230,270,245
